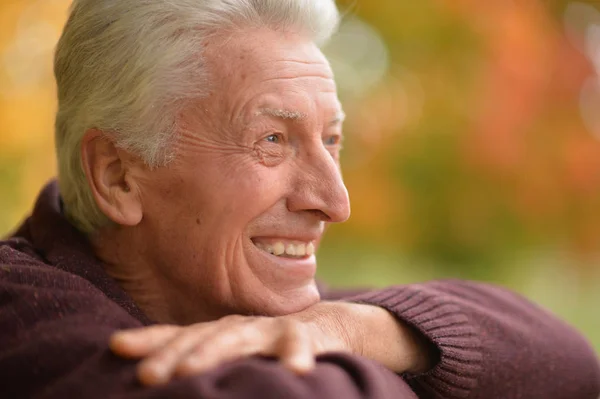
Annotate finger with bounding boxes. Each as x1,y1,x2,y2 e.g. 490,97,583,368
110,325,180,358
137,326,214,386
175,325,270,377
279,324,316,375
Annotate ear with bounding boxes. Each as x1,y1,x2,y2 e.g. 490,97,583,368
81,128,143,226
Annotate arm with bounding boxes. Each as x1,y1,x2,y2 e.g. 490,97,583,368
322,280,600,399
0,263,419,399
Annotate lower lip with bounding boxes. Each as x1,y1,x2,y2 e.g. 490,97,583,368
250,242,317,280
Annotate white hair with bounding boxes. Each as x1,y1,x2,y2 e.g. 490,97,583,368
54,0,340,233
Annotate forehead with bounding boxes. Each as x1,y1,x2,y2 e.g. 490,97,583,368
208,27,334,75
202,28,340,117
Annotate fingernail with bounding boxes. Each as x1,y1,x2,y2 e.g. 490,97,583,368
290,357,315,374
109,333,133,352
112,331,133,343
139,363,168,386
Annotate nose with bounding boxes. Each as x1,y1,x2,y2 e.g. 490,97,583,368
286,145,351,223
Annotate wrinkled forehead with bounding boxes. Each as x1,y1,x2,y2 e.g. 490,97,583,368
198,27,341,126
203,27,335,89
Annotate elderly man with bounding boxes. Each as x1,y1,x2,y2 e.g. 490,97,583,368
0,0,599,398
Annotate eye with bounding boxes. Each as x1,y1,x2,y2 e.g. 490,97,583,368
264,133,282,143
323,135,341,146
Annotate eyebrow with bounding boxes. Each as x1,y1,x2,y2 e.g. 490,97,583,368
256,108,306,121
330,110,346,126
256,108,346,126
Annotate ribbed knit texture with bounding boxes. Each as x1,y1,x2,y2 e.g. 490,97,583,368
0,180,598,399
348,287,482,398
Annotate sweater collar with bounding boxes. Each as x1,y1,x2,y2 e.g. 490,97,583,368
25,179,153,325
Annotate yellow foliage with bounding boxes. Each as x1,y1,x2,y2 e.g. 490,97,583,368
0,0,68,234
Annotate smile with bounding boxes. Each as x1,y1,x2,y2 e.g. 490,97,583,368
251,239,315,259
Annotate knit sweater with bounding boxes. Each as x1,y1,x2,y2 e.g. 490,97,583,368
0,181,598,399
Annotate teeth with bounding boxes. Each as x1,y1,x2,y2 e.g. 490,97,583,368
285,244,296,256
254,240,315,258
273,242,285,256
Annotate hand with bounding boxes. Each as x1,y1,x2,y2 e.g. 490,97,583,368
110,311,351,386
110,301,435,386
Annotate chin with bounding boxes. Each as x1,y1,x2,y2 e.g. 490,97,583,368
250,281,321,316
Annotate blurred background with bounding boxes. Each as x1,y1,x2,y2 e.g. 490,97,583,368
0,0,598,353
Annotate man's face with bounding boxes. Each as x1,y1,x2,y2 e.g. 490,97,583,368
138,27,350,321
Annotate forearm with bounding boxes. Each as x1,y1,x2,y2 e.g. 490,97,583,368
323,280,600,399
352,303,439,374
303,301,438,374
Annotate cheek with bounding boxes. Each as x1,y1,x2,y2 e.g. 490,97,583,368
138,171,189,219
181,162,291,226
225,168,289,219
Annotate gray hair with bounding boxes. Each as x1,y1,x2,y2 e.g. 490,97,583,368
54,0,340,233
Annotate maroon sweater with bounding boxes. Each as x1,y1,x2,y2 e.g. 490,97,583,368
1,181,599,399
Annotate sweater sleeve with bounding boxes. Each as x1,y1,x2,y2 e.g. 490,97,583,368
0,262,419,399
323,280,600,399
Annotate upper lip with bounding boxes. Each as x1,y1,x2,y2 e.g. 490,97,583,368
249,222,325,243
251,235,320,242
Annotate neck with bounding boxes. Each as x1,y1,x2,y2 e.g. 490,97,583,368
89,226,218,325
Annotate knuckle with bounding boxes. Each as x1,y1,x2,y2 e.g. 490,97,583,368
204,330,244,354
243,325,268,344
218,331,243,347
